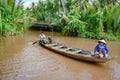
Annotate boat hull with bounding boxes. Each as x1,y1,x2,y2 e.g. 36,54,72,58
39,41,113,63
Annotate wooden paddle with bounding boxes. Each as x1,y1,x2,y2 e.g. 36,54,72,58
32,40,39,45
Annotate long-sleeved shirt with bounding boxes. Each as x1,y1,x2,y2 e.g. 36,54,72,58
39,33,46,40
94,44,109,56
39,33,47,44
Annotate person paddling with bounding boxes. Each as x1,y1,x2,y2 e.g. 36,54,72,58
39,32,47,44
94,40,109,58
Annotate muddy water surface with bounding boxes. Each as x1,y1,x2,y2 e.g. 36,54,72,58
0,30,120,80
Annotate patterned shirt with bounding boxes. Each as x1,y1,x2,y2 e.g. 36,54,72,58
94,44,109,55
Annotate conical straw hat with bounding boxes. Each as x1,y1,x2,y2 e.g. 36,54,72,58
98,40,106,44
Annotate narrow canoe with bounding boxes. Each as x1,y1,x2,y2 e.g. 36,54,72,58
39,41,113,63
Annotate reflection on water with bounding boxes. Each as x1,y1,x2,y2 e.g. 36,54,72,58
0,30,120,80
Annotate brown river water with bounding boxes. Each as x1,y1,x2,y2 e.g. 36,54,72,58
0,30,120,80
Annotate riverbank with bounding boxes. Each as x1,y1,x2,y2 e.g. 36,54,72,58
30,22,120,41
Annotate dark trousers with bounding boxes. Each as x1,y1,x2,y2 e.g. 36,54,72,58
40,39,46,44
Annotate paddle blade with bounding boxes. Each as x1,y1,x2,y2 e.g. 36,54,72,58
32,40,39,45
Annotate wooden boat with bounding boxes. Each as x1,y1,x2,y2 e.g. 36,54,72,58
39,40,114,63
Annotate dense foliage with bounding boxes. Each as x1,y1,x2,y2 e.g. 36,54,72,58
30,0,120,41
0,0,35,36
1,0,120,41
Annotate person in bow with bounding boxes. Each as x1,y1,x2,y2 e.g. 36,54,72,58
39,31,47,44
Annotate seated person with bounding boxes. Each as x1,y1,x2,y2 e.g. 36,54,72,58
39,32,47,44
48,36,52,44
93,40,109,58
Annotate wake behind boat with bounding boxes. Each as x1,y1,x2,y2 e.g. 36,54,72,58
38,39,114,63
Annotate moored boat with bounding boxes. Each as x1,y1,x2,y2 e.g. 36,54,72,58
39,40,114,63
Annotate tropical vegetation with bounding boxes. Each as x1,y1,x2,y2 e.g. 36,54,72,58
29,0,120,41
1,0,120,41
0,0,35,36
